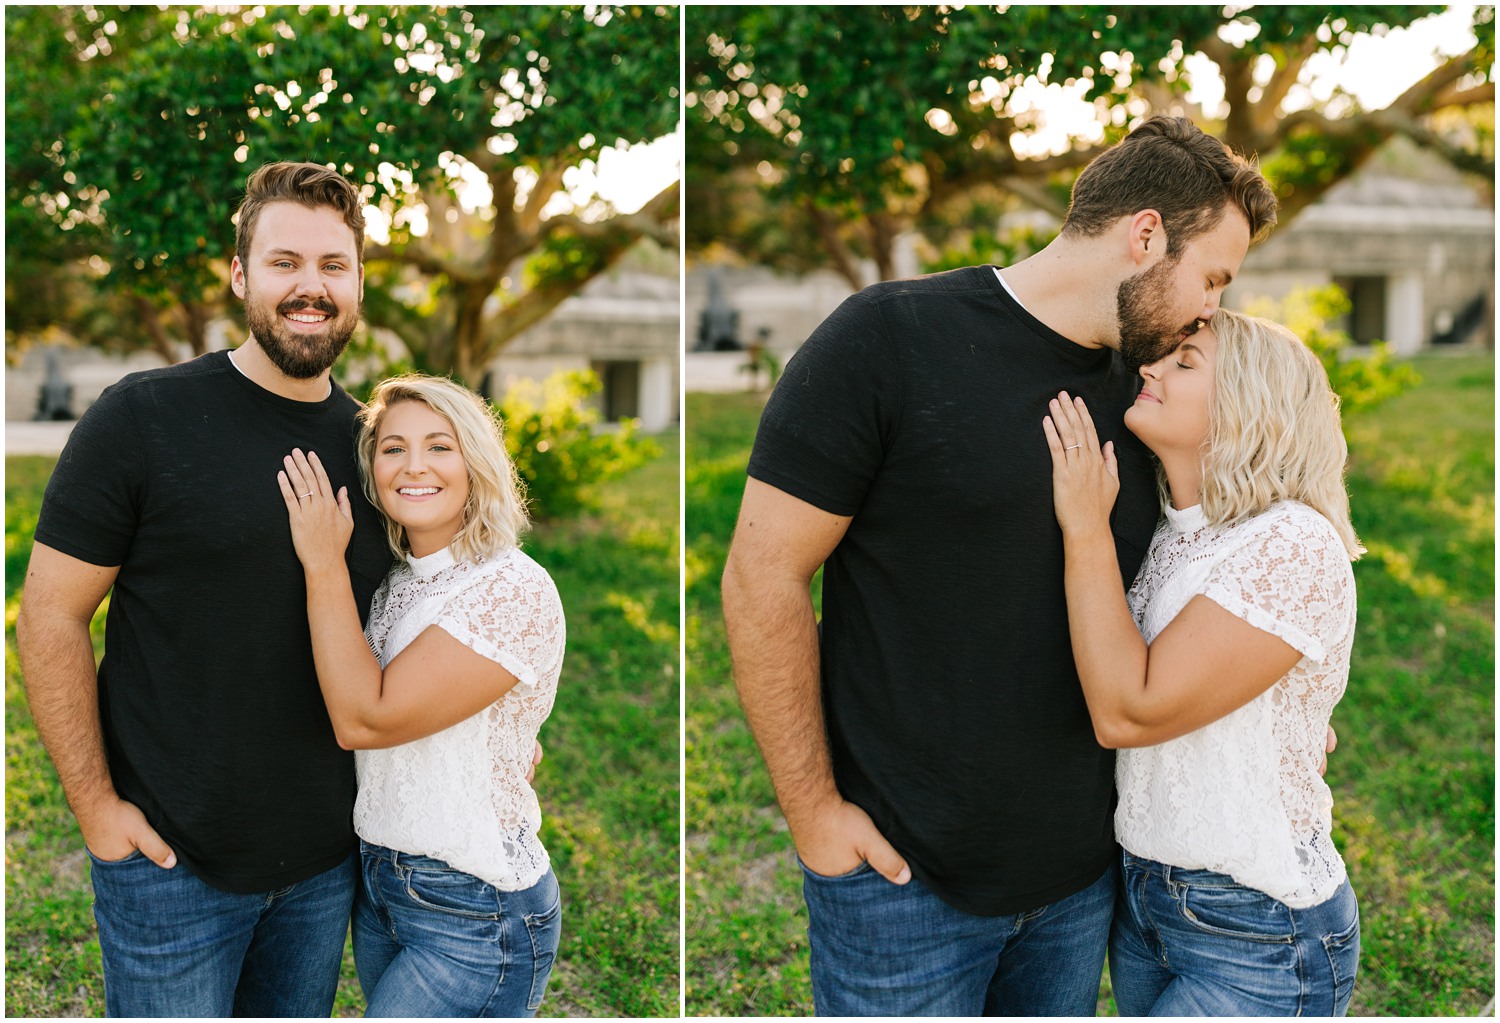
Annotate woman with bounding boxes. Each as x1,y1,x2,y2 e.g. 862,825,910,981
1043,309,1362,1016
277,374,565,1018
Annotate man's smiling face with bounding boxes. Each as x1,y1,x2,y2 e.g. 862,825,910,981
233,201,363,379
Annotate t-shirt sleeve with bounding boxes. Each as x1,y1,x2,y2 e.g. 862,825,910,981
746,290,901,516
433,559,566,691
33,382,146,567
1199,509,1351,664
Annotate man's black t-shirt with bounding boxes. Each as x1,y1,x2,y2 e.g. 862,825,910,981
35,351,394,893
746,266,1161,916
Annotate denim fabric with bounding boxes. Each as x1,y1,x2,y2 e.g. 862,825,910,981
801,858,1117,1016
1110,852,1360,1016
353,841,562,1018
87,848,355,1018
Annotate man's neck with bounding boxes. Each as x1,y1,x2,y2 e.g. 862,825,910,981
997,239,1121,352
229,339,333,402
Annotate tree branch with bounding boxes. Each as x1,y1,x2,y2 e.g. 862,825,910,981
805,199,866,292
1389,52,1480,116
536,180,681,248
1254,38,1319,143
365,239,471,283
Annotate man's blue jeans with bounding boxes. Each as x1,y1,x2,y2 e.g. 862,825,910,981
801,857,1116,1016
87,847,356,1018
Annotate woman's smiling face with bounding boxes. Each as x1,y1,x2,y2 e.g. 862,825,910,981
1124,325,1218,460
372,400,471,558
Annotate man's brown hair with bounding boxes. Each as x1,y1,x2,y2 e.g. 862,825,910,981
1061,116,1277,255
234,162,365,267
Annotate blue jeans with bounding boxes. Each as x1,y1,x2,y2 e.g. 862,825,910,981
801,857,1117,1016
1110,852,1361,1016
353,841,562,1017
87,847,355,1017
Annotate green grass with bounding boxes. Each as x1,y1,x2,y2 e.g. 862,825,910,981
684,355,1495,1016
5,433,681,1018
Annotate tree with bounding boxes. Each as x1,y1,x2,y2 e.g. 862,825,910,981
686,5,1494,290
6,5,680,384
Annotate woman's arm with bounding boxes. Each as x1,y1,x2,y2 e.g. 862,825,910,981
1044,393,1302,748
279,449,523,749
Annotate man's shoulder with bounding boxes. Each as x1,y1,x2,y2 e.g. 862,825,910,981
856,265,998,304
98,351,231,402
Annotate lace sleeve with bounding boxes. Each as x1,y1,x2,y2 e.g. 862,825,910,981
433,557,565,690
1199,506,1351,665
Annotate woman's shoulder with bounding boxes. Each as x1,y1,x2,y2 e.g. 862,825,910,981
1221,502,1352,580
460,545,562,602
1235,500,1341,543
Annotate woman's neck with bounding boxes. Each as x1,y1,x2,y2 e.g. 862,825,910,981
1158,452,1204,511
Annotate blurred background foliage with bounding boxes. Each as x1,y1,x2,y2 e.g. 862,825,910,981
686,5,1493,291
6,4,680,384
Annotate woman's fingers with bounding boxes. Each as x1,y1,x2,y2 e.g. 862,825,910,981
276,469,300,511
1073,394,1101,451
289,449,321,497
1042,414,1065,464
308,451,333,492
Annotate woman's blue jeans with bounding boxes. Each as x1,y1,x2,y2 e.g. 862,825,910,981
801,857,1117,1016
87,847,356,1017
353,840,562,1018
1110,852,1360,1016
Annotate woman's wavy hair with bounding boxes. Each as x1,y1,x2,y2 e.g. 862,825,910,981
356,374,529,561
1192,309,1364,560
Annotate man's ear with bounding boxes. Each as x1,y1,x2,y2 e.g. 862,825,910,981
1128,210,1165,266
230,255,247,299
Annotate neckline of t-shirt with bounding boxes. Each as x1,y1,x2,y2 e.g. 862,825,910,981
216,349,345,412
406,544,458,578
1164,502,1208,533
984,265,1114,367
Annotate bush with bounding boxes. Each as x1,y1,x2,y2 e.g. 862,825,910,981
1244,285,1421,416
497,369,659,521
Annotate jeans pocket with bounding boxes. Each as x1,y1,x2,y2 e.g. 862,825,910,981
400,866,502,921
1174,879,1296,943
797,856,876,882
1322,910,1360,1015
521,883,562,1012
86,848,147,867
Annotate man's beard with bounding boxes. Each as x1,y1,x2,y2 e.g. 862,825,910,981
244,294,358,379
1116,257,1200,370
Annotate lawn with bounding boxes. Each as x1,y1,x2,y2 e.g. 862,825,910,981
4,432,681,1018
684,353,1495,1016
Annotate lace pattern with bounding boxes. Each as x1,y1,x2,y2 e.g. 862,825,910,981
354,545,566,891
1116,501,1356,908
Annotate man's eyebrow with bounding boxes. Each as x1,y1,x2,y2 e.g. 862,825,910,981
264,247,353,262
1213,267,1234,287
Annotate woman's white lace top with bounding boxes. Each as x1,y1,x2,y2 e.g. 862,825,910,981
354,544,565,891
1116,500,1356,908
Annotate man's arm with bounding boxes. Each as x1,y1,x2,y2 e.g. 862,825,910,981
16,543,175,867
721,478,910,883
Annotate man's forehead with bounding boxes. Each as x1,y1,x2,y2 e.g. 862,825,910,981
251,202,356,253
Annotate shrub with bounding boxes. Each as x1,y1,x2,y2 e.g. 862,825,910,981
497,369,659,521
1244,285,1421,416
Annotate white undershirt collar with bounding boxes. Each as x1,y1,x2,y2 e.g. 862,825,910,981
227,345,332,400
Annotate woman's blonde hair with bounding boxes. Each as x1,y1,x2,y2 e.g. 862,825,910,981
357,374,529,561
1193,309,1364,560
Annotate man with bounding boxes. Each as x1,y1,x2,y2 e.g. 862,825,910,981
16,162,394,1017
721,117,1281,1016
